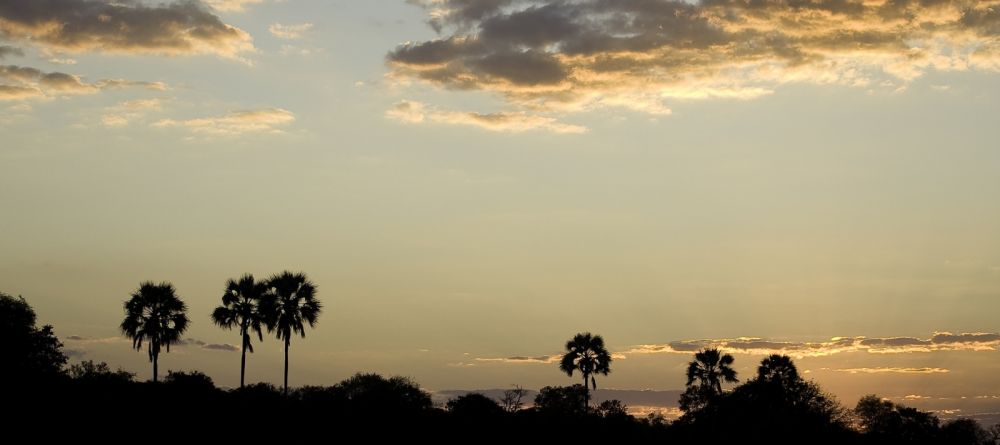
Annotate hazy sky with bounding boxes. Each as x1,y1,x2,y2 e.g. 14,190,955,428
1,0,999,419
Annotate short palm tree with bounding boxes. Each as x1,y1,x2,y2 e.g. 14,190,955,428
262,271,321,394
559,332,612,409
120,281,189,382
686,348,738,395
211,274,268,388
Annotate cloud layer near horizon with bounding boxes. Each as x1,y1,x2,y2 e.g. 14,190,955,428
388,0,1000,121
475,332,1000,364
625,332,1000,358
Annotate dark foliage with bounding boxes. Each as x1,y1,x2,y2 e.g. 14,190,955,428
446,393,504,417
0,292,67,382
3,297,994,444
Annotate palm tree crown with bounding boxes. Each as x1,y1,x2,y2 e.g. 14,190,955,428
211,274,268,388
120,281,189,382
686,348,739,395
262,271,321,394
559,332,612,408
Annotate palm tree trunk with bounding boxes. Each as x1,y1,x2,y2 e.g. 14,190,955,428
583,373,590,410
283,337,289,394
240,333,248,388
153,352,158,383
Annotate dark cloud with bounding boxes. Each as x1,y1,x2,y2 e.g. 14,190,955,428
65,335,85,341
391,0,1000,116
0,0,253,58
931,332,1000,344
203,343,238,352
177,338,207,347
0,63,165,100
0,45,23,59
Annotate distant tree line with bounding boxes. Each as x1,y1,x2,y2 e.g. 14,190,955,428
3,290,998,443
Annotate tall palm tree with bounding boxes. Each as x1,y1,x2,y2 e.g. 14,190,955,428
211,274,268,388
686,348,738,395
120,281,189,382
559,332,612,409
262,271,321,394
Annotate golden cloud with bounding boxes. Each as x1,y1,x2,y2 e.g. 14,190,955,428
624,332,1000,358
269,23,314,40
153,108,295,135
0,64,165,101
386,99,587,133
831,367,951,374
0,0,254,59
390,0,1000,116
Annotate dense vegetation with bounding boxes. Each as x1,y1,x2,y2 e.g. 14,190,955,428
3,290,997,443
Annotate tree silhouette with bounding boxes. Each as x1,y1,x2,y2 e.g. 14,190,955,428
534,385,589,416
558,332,612,409
0,292,67,382
855,394,941,443
680,348,738,413
446,393,504,417
211,274,269,388
499,385,528,413
120,281,189,382
261,271,321,394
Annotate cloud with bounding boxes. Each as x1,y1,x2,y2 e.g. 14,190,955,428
101,98,164,127
386,100,586,134
204,0,265,12
832,367,951,374
0,64,165,101
63,335,128,344
475,354,561,364
202,343,238,352
390,0,1000,118
176,338,207,347
624,332,1000,358
0,84,41,100
153,108,295,135
0,45,23,59
94,79,168,91
269,23,314,40
0,0,253,59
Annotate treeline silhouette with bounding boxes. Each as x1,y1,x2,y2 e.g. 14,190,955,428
3,290,998,443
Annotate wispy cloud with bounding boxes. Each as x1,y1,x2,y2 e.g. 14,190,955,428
101,98,164,127
0,0,254,60
269,23,314,40
386,100,586,134
153,108,295,136
475,354,562,364
831,367,951,374
0,64,165,101
204,0,265,13
624,332,1000,358
391,0,1000,119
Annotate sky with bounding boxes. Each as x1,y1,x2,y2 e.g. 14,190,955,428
1,0,999,421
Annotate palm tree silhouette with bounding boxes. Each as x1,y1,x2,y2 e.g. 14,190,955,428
211,274,268,388
686,348,738,395
262,271,321,394
558,332,612,409
120,281,189,382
